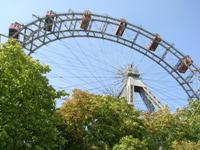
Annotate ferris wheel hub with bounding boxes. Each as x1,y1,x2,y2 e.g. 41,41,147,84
124,64,140,78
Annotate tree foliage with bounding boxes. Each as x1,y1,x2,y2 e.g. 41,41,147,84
112,136,147,150
171,141,200,150
0,40,65,149
1,40,200,150
58,88,200,150
142,100,200,150
176,100,200,141
58,89,144,149
142,108,189,149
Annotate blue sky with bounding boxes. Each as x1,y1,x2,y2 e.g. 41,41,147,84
0,0,199,109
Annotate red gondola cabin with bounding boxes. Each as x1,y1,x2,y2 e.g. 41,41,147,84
115,19,127,36
148,34,161,51
44,11,55,32
176,56,193,73
9,23,21,39
80,10,91,30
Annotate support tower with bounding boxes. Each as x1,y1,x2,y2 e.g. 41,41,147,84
119,64,163,112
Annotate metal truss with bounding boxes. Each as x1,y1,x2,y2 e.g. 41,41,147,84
119,64,163,112
0,10,199,100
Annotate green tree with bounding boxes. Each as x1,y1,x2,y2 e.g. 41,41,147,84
142,108,190,150
175,100,200,141
113,136,148,150
0,40,65,149
171,141,200,150
57,89,144,150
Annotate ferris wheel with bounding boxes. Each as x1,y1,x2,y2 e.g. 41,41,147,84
1,10,199,111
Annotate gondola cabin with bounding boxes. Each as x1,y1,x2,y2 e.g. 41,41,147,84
9,23,21,39
115,19,127,36
44,11,55,32
80,10,91,30
176,56,193,73
148,34,161,51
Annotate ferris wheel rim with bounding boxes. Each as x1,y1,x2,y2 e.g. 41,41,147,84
2,10,200,100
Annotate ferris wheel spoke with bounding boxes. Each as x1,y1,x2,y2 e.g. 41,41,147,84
40,40,122,76
54,77,121,89
54,78,122,94
57,40,121,74
144,82,186,103
39,47,118,75
33,51,101,88
144,79,186,97
60,39,116,91
88,22,123,71
98,21,130,67
142,77,179,84
82,80,123,93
